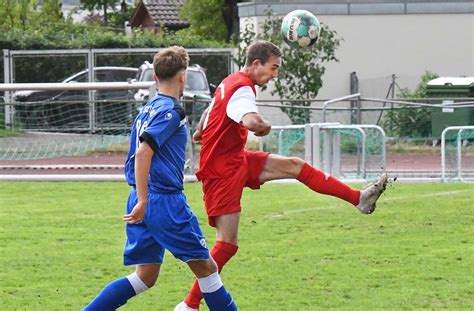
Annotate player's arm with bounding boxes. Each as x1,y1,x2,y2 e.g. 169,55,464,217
227,86,272,136
123,141,153,224
193,107,209,144
241,113,271,136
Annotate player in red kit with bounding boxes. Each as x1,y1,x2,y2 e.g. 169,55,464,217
175,40,389,311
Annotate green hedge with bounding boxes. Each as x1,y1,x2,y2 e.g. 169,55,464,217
0,24,227,50
0,24,231,86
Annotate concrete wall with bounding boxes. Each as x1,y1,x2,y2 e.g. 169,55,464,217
315,14,473,98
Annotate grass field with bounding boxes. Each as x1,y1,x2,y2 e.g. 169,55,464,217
1,181,473,310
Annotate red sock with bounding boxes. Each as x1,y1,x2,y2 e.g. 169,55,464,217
184,240,239,309
297,163,361,206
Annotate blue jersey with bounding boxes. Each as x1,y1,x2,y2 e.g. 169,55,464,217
125,94,187,193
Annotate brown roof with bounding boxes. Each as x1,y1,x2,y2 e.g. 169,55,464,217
141,0,190,29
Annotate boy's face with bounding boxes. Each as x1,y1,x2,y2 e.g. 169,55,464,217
253,55,281,86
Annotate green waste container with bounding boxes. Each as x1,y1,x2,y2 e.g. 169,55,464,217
427,77,474,138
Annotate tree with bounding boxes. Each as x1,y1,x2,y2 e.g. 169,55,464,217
0,0,63,30
18,0,32,28
108,4,133,30
81,0,118,25
236,10,341,124
40,0,63,21
0,0,20,29
179,0,242,43
179,0,226,41
222,0,239,44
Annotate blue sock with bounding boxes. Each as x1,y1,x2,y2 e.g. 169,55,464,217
198,272,237,311
202,285,238,311
83,277,136,311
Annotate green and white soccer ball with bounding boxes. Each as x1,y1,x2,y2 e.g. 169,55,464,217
281,10,320,48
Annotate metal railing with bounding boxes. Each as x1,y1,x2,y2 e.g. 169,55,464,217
322,93,361,122
259,123,386,180
0,81,154,92
441,126,474,182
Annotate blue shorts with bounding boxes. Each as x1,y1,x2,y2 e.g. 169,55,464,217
123,188,210,266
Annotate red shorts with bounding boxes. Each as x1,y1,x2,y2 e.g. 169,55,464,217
201,150,269,227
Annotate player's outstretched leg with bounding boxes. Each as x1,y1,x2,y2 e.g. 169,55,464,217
296,162,361,206
355,173,389,214
297,162,390,214
261,155,390,214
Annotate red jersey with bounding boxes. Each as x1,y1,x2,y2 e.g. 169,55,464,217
196,72,257,180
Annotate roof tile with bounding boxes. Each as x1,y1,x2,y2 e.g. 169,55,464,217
143,0,190,28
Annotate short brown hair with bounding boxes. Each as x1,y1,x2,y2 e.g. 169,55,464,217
245,40,281,66
153,46,189,81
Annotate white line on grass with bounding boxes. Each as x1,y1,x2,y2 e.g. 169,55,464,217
381,189,471,202
266,205,340,218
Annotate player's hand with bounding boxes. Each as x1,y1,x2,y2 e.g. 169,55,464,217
123,201,147,224
193,129,203,144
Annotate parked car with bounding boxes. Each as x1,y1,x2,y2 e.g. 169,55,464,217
12,67,138,132
13,66,138,102
132,61,212,121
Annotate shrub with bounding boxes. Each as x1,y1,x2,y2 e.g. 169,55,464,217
384,71,438,139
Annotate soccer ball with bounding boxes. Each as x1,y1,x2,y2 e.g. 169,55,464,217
281,10,320,48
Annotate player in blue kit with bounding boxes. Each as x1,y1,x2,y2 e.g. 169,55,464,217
83,46,237,311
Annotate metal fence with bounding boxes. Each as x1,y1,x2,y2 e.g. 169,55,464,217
1,48,234,130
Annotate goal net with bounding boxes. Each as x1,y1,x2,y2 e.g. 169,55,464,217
1,99,136,161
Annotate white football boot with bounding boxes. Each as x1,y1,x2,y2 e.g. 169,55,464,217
355,173,389,214
174,301,199,311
